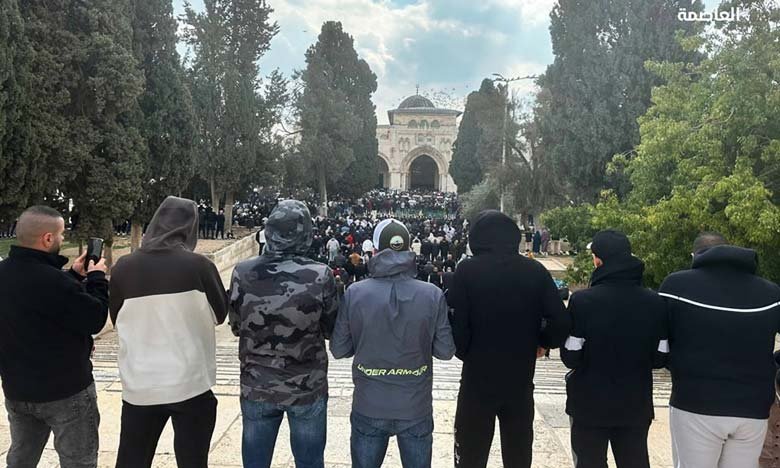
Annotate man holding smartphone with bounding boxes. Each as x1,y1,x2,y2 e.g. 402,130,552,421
0,205,109,468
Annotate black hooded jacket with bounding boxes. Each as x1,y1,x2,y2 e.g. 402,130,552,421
660,245,780,419
561,255,668,426
447,210,570,397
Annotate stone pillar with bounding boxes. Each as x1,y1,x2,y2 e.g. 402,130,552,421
390,172,402,190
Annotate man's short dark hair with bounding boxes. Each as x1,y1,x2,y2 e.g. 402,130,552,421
693,231,727,254
16,205,64,246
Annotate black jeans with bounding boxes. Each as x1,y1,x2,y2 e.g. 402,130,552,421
454,384,534,468
5,383,99,468
570,419,651,468
115,390,218,468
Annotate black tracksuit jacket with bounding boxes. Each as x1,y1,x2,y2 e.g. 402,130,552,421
561,255,668,426
659,245,780,419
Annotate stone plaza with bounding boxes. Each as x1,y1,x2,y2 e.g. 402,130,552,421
0,321,678,468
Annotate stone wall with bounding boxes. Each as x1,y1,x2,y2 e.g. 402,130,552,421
205,231,259,284
97,231,258,336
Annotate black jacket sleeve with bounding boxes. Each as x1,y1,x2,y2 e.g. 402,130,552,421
539,270,570,350
448,262,471,360
201,258,228,324
560,292,585,369
53,270,109,335
653,296,670,369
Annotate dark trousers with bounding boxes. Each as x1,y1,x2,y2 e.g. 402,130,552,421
216,224,225,239
570,419,651,468
454,384,534,468
115,390,217,468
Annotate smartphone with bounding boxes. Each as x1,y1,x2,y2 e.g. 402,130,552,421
86,237,104,269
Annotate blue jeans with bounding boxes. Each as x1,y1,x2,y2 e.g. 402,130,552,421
350,412,434,468
240,395,327,468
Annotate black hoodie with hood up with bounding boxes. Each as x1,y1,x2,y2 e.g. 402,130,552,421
447,210,570,397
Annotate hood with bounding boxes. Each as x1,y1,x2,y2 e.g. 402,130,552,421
262,200,313,258
368,249,418,279
590,254,645,287
692,244,758,274
367,248,419,321
141,196,199,252
468,210,521,255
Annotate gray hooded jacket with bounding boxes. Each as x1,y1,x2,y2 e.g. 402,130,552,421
229,200,338,406
330,248,455,420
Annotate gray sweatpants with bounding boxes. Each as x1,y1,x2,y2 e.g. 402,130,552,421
670,406,767,468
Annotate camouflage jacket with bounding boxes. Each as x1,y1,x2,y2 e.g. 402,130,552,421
229,200,339,406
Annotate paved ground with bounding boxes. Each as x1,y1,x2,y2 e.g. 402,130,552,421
0,323,677,468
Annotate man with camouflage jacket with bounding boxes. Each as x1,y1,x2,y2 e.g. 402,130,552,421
229,200,339,468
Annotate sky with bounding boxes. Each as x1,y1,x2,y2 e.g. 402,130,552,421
175,0,722,124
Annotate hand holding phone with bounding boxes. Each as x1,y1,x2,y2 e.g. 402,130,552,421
86,238,104,271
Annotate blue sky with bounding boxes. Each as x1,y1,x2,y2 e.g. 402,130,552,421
175,0,721,124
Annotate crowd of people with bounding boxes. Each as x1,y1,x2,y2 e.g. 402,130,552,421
2,193,780,468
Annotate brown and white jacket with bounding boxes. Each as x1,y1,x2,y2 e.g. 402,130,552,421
109,197,228,406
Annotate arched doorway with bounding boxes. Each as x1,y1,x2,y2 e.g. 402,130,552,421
377,157,389,189
409,155,439,190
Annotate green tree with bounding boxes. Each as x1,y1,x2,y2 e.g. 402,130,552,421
583,1,780,287
130,0,196,250
537,0,703,203
296,21,376,215
449,79,505,193
20,0,146,264
334,55,378,199
184,0,283,232
0,0,39,221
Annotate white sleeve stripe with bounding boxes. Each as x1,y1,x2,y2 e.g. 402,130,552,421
659,293,780,313
565,336,585,351
657,339,669,353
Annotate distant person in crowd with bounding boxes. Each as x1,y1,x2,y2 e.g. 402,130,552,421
532,229,542,255
0,206,109,468
662,232,780,468
229,200,338,468
216,209,226,239
361,238,374,260
110,196,229,468
411,235,422,256
198,206,207,238
448,210,570,468
561,230,669,468
540,228,550,256
331,219,455,468
327,236,340,263
205,207,217,239
255,227,266,256
760,351,780,468
439,237,450,259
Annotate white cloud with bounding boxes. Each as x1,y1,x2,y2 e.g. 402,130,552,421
484,0,556,26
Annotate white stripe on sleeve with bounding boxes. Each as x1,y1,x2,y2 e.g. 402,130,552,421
564,336,585,351
657,339,669,353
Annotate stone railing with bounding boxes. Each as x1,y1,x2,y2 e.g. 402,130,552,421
97,231,258,337
205,230,260,282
